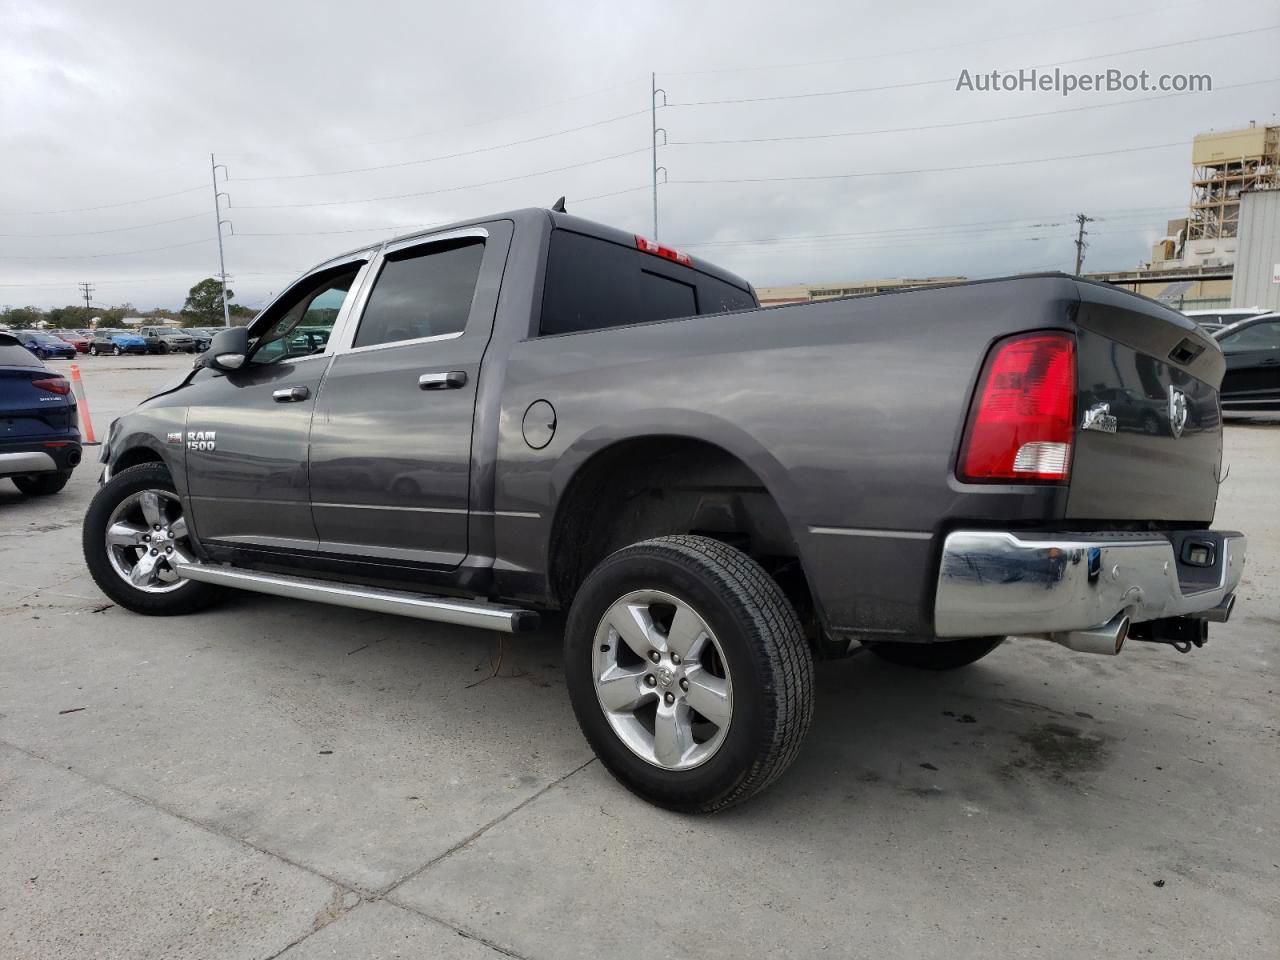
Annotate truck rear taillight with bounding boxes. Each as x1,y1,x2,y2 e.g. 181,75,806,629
635,234,692,266
32,377,71,395
958,332,1075,484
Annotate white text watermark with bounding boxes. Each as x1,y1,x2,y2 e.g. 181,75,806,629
956,68,1212,97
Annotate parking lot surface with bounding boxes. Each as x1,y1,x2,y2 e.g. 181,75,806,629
2,353,1277,959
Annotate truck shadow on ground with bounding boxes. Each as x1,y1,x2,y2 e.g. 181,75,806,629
200,592,1132,821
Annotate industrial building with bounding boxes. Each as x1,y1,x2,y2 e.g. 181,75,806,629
756,123,1279,313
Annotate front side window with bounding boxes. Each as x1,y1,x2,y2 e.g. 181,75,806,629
1218,321,1280,354
251,264,361,365
352,238,485,349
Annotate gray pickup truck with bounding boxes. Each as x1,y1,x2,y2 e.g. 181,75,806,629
83,206,1246,811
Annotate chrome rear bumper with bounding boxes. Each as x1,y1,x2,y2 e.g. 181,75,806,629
934,530,1246,638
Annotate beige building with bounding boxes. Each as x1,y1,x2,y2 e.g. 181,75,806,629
757,276,967,305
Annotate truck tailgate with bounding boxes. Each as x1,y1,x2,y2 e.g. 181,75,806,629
1067,282,1224,524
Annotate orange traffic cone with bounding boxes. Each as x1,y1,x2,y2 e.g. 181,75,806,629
68,363,98,444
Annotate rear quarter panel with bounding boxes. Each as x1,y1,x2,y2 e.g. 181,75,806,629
493,275,1081,637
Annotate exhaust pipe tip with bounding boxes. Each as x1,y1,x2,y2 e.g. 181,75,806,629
1047,613,1130,656
67,448,82,467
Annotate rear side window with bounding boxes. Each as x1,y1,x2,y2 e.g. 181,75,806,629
1218,321,1280,353
0,340,41,367
353,238,485,349
540,230,755,336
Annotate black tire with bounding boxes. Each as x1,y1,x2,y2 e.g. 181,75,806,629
89,344,99,356
12,472,71,496
112,345,121,356
565,535,814,813
865,636,1004,671
82,462,223,616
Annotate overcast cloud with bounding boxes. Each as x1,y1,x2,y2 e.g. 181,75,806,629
1,0,1277,311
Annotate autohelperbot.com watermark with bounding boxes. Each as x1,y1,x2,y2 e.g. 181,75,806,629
955,67,1212,97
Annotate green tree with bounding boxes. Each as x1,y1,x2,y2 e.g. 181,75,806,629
0,305,46,328
182,278,234,324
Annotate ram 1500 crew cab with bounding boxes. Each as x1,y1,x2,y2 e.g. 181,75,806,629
83,206,1246,811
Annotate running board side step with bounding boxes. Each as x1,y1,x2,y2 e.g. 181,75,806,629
173,562,539,634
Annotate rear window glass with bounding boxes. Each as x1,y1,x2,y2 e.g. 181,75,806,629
540,230,755,336
354,238,484,349
0,340,41,366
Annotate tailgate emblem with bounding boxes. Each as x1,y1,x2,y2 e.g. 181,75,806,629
1168,387,1188,438
1081,402,1117,434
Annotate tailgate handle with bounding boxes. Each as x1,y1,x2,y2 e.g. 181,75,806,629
1169,338,1205,366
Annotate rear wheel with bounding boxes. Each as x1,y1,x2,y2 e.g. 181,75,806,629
83,463,223,615
89,344,99,356
865,636,1004,670
112,345,121,356
565,535,814,812
12,472,71,496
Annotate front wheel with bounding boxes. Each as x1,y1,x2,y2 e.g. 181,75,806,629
82,463,223,615
565,535,815,813
864,636,1004,670
89,344,99,356
112,345,121,356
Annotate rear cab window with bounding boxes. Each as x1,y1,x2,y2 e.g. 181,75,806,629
539,229,756,336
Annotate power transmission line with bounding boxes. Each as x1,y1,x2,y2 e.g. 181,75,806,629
661,0,1227,75
666,26,1279,107
78,282,94,310
232,108,649,183
2,184,207,217
0,212,208,239
671,141,1184,188
669,77,1280,148
229,146,649,211
0,238,213,261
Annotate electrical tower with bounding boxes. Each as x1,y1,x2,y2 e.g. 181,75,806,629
1073,214,1095,275
78,282,94,311
210,153,233,327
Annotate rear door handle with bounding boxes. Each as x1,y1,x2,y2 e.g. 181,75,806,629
272,386,310,402
419,371,467,390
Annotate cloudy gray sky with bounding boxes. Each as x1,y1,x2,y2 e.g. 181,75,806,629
2,0,1277,311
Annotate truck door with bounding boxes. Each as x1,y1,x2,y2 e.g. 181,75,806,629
182,256,371,551
307,222,511,570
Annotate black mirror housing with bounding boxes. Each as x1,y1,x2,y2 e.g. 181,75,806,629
205,326,250,372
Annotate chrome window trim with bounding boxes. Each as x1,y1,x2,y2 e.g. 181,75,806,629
331,226,489,355
247,256,375,367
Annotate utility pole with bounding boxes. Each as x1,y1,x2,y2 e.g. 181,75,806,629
77,282,94,311
209,153,233,327
651,73,667,240
1073,213,1095,275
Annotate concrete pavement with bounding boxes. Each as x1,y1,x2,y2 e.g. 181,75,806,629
1,353,1276,959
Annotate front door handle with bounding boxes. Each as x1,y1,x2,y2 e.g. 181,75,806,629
272,385,310,403
419,371,467,390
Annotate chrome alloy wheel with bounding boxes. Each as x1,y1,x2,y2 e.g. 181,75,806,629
105,489,193,593
592,589,733,771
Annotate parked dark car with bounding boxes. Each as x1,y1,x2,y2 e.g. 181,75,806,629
84,206,1246,811
1,332,81,495
55,331,91,354
88,329,148,356
14,330,77,360
140,326,197,354
1214,312,1280,411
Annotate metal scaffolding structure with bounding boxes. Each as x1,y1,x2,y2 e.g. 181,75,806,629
1186,123,1279,241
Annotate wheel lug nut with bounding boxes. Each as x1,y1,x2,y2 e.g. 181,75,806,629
644,674,656,687
679,678,688,691
648,651,660,664
663,692,675,705
153,524,161,531
165,547,173,554
143,534,151,542
671,654,681,665
150,549,158,556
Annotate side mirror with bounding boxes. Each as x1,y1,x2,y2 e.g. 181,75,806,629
206,326,249,372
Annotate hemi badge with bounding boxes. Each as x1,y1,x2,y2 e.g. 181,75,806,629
166,431,183,444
